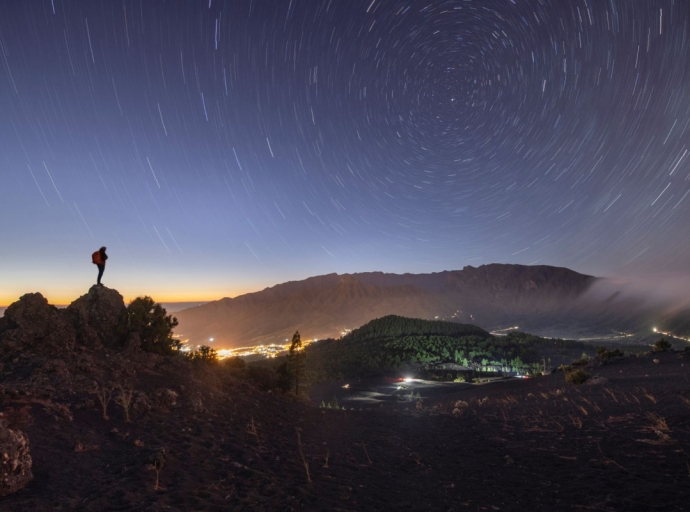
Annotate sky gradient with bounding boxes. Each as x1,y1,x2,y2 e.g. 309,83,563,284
2,0,690,306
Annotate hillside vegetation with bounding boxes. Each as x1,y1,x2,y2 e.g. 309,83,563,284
303,315,593,380
343,315,490,340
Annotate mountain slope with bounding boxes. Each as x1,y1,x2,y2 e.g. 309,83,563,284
174,264,603,348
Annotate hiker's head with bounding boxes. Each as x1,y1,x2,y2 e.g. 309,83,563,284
100,246,107,252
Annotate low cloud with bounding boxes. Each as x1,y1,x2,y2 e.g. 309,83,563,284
584,274,690,311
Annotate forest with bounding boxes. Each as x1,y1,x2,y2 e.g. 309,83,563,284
302,315,594,380
343,315,491,341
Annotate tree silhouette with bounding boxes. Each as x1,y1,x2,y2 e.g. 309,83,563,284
288,331,306,394
121,296,179,354
187,345,218,363
653,338,672,352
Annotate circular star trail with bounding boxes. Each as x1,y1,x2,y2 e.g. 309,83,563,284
1,0,689,303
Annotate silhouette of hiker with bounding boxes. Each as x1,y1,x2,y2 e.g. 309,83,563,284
92,246,108,286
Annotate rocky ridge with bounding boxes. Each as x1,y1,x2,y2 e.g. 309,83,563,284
0,286,223,498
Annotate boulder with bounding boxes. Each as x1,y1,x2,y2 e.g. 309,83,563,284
132,392,152,415
0,421,33,497
1,293,76,355
152,389,178,410
65,286,126,348
187,392,204,413
583,375,609,386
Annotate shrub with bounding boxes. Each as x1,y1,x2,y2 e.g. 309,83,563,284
571,358,589,367
287,331,306,395
122,297,179,354
246,362,291,392
595,346,625,362
565,368,590,385
652,338,672,353
225,356,246,370
246,366,276,391
114,386,134,422
187,345,218,363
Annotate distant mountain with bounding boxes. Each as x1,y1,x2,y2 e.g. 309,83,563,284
158,302,208,313
176,263,651,348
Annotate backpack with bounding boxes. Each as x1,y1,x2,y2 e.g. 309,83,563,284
92,251,102,265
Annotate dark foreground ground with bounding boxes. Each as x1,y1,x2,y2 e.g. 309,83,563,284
2,350,690,511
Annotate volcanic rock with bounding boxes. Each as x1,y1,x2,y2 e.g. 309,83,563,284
131,392,152,415
152,389,178,410
65,286,126,348
0,421,32,497
0,293,76,356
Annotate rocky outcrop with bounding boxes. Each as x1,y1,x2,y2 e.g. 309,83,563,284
0,421,32,497
0,285,197,502
65,286,126,348
0,287,127,357
0,287,132,399
0,293,76,355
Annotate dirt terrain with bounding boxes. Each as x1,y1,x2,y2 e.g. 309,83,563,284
1,352,688,511
1,288,689,511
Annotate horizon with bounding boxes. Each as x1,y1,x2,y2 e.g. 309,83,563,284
3,1,690,307
5,262,544,307
4,262,689,313
0,261,617,307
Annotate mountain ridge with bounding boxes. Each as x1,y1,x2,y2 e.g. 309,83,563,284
175,264,606,347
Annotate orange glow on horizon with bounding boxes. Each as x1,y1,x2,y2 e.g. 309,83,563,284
0,286,258,309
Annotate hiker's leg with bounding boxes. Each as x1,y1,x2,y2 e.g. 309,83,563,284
97,264,105,285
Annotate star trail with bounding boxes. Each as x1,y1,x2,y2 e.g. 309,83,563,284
1,0,690,305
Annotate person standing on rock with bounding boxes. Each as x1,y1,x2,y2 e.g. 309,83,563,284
92,246,108,286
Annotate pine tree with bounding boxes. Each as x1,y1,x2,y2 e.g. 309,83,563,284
288,331,306,394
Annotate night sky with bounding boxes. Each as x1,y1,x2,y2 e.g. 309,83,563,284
2,0,690,306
